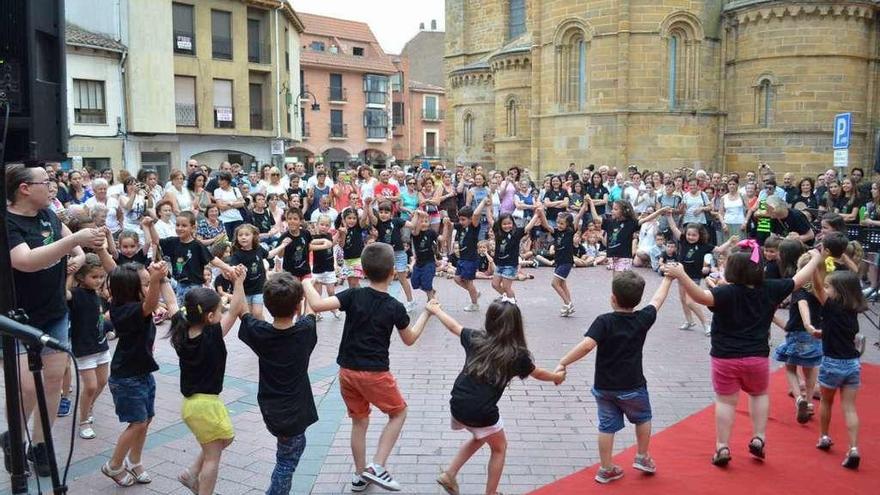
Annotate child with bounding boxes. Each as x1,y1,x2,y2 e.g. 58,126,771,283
428,300,564,495
410,210,445,301
535,205,588,316
66,254,113,440
311,215,339,319
270,208,320,282
648,232,667,272
337,202,371,288
154,200,176,239
822,232,858,272
665,245,823,466
302,243,432,492
556,271,673,483
476,240,495,279
763,235,783,279
229,223,270,320
579,230,607,267
453,201,489,310
159,211,234,305
102,261,175,486
491,206,542,304
774,252,823,423
367,200,416,311
116,229,150,266
659,239,678,269
588,198,648,272
170,268,245,495
812,269,866,469
237,272,320,493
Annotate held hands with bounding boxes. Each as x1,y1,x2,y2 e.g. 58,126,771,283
661,262,685,279
552,364,567,385
232,264,247,283
425,299,442,315
74,227,107,250
147,261,169,281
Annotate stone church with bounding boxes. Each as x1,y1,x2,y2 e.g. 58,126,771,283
445,0,879,176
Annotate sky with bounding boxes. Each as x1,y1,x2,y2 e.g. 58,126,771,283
291,0,445,54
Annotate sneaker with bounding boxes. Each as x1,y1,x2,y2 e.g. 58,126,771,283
817,435,834,451
57,397,71,417
566,303,575,315
702,323,711,336
362,464,401,491
594,465,624,484
26,443,51,478
796,397,810,424
678,322,695,331
463,303,480,312
79,424,96,440
350,473,369,492
842,448,860,470
632,454,656,474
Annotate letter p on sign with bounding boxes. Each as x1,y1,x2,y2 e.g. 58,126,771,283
833,113,851,150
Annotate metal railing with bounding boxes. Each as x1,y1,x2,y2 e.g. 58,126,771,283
328,86,347,102
421,109,444,121
212,36,233,60
175,103,197,126
249,108,271,130
329,123,348,138
248,41,271,64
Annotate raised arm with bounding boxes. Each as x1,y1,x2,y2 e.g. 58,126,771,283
524,206,544,234
793,249,824,291
424,299,463,336
666,211,682,239
222,265,247,335
471,197,488,226
142,261,168,316
398,310,431,346
649,275,674,311
638,206,668,226
665,262,715,306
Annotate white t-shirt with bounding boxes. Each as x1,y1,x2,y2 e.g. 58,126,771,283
213,187,244,223
637,222,658,254
310,207,339,224
164,185,193,212
154,218,176,239
359,178,377,200
722,194,746,224
307,175,334,190
107,183,124,199
85,196,121,233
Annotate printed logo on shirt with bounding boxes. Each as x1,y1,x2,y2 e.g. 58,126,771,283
40,219,55,245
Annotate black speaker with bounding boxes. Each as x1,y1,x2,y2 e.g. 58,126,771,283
0,0,67,163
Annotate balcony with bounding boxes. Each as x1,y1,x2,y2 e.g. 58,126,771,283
249,108,271,131
212,36,232,60
248,42,271,64
173,31,195,55
302,122,311,139
328,86,347,104
421,109,444,122
365,91,387,106
175,103,197,126
213,106,234,128
329,123,348,140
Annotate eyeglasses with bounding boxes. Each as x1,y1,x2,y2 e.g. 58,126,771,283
25,180,51,187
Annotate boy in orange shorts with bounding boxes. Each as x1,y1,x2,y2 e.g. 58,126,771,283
303,242,431,492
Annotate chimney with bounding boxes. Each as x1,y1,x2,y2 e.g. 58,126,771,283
419,22,425,30
431,19,437,31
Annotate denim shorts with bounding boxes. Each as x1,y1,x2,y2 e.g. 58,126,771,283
393,250,408,273
411,263,436,291
176,282,199,308
592,386,652,434
818,356,861,389
245,293,264,305
109,373,156,423
16,313,70,356
494,265,517,280
774,331,823,368
554,263,573,280
456,259,479,281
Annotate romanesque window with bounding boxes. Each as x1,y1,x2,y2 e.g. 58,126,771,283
555,24,589,111
667,32,683,109
757,79,774,127
506,99,517,137
661,13,703,110
463,113,474,147
508,0,526,40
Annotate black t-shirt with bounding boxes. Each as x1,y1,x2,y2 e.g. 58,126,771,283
279,230,312,276
494,227,524,267
412,230,439,266
678,233,714,279
118,251,149,266
109,302,159,378
342,225,365,259
68,288,109,357
602,218,638,258
709,279,795,358
176,323,227,397
312,233,335,274
449,328,534,427
772,209,813,245
820,301,860,359
586,185,609,216
553,229,575,266
456,224,480,261
376,217,406,251
159,237,215,285
238,314,318,437
785,288,822,333
586,305,657,390
545,189,570,220
336,287,410,371
790,194,818,211
660,251,679,264
7,209,68,327
764,260,781,279
251,210,274,234
214,274,232,293
230,247,269,295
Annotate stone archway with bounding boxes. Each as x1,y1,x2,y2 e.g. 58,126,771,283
286,146,315,168
359,148,388,168
191,149,256,169
322,147,352,175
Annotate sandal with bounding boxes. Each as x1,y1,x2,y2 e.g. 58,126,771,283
124,457,152,484
436,470,460,495
748,436,766,460
711,446,731,467
102,461,135,487
178,468,200,494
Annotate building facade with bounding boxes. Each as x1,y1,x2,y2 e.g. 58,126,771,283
446,0,880,176
289,13,395,172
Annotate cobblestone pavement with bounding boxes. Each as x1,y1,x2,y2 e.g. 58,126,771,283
2,267,879,494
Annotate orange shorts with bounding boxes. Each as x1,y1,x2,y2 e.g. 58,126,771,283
338,368,407,419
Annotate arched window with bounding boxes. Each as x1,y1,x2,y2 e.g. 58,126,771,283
506,99,517,137
463,113,474,147
667,30,684,109
508,0,526,40
555,23,589,111
661,13,703,110
757,79,774,127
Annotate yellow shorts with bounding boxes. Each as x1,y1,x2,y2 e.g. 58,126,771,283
181,394,235,445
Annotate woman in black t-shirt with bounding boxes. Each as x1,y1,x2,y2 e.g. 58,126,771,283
426,300,563,495
585,172,609,218
542,175,570,226
168,270,245,495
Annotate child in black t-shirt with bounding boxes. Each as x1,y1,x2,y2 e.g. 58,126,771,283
270,207,312,280
557,271,673,483
229,223,270,320
237,271,320,493
589,198,648,272
116,229,150,266
476,240,495,279
168,267,245,495
158,212,233,307
310,214,339,319
302,243,432,492
453,202,489,311
535,203,589,316
426,299,563,495
102,260,175,487
367,200,416,311
336,203,371,288
491,206,542,304
763,234,782,279
410,210,445,301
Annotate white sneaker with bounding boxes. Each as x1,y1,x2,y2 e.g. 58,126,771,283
463,303,480,312
351,473,369,492
678,322,694,331
362,464,401,491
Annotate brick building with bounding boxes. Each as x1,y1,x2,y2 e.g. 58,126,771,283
289,13,395,172
446,0,880,176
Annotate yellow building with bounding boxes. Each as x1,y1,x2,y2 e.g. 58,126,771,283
446,0,880,176
122,0,304,179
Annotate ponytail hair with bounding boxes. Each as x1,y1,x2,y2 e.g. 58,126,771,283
167,287,221,350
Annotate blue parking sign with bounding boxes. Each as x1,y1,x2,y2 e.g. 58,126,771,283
833,113,851,149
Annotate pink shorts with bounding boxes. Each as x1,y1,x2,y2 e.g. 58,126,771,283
610,257,632,272
711,357,770,396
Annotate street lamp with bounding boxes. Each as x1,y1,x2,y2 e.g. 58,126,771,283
297,90,320,111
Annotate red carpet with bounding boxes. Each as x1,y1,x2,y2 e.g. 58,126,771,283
530,364,878,495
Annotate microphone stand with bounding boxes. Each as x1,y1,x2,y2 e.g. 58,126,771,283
24,342,67,494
